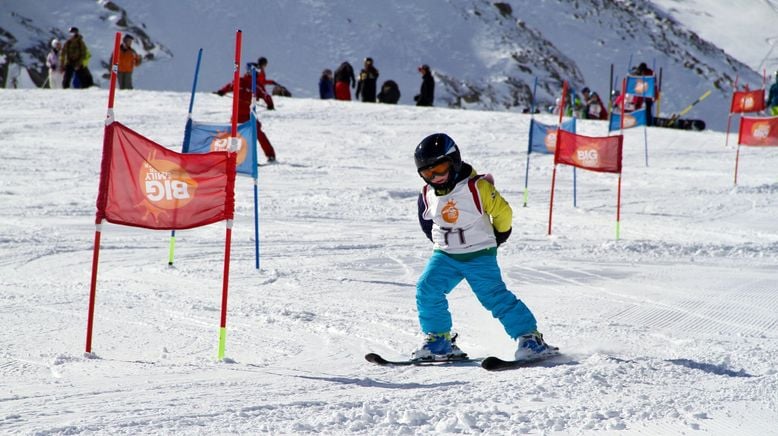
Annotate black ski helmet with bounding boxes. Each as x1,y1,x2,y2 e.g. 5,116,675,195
414,133,462,187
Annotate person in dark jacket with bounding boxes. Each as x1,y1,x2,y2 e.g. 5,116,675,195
377,80,401,104
319,69,334,99
356,57,379,102
333,61,355,101
60,27,88,89
414,64,435,106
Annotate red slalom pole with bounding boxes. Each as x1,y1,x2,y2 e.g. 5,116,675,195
85,32,122,354
547,165,558,235
548,81,567,236
218,30,241,361
616,173,623,240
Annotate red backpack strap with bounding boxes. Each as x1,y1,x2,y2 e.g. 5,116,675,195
467,177,483,214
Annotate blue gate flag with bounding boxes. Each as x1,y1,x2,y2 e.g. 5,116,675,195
625,75,656,97
183,119,258,178
609,108,647,131
529,118,577,154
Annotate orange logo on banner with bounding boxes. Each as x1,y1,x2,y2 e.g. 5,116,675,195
441,199,459,223
751,121,772,140
740,95,756,111
137,151,198,221
634,79,648,94
544,130,558,153
623,114,637,128
211,131,248,164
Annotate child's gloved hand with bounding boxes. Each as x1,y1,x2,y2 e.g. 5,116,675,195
495,227,512,246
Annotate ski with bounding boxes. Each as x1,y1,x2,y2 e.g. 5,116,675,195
481,351,560,371
364,352,481,367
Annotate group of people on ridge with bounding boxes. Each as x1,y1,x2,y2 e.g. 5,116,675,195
46,27,141,90
318,58,435,106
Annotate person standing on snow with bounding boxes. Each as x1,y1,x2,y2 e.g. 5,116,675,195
60,27,88,88
414,64,435,106
256,57,278,110
356,57,379,102
319,69,334,99
767,70,778,116
411,133,557,361
117,34,142,90
333,61,356,101
46,39,64,89
580,87,608,120
216,63,277,162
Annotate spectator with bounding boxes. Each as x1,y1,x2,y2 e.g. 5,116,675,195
633,62,655,124
767,70,778,116
333,61,355,101
256,57,277,110
216,65,277,162
377,80,401,104
60,27,88,88
319,69,334,99
46,38,64,89
414,64,435,107
580,87,608,120
117,34,142,90
356,57,379,102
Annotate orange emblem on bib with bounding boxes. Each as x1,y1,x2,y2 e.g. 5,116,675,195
441,200,459,223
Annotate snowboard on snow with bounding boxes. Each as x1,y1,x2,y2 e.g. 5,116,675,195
652,116,706,131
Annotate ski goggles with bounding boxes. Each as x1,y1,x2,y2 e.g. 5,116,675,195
419,161,451,179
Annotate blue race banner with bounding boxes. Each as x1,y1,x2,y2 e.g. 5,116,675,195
609,108,647,131
529,118,577,154
183,119,257,177
625,75,656,98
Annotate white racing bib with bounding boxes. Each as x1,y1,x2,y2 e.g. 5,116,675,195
421,177,496,254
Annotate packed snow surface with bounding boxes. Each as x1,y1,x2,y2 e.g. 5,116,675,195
1,88,777,435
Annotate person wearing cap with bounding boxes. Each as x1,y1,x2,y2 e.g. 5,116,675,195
767,70,778,116
60,27,88,88
117,34,142,90
46,39,64,89
356,57,379,102
414,64,435,107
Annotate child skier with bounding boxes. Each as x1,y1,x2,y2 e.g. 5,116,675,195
412,133,556,361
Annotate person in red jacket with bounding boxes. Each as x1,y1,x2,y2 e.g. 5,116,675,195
216,63,277,162
256,57,276,110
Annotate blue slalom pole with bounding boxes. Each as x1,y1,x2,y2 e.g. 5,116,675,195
251,68,260,270
169,48,203,266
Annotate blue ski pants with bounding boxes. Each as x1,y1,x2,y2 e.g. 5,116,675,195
416,250,537,339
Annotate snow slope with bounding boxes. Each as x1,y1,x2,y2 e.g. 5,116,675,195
1,0,771,132
1,88,777,434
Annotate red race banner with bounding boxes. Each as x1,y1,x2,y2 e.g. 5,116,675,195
738,116,778,146
554,130,623,173
95,122,236,230
730,89,765,113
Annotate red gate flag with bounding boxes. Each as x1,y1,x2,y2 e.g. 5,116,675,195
95,122,236,230
738,116,778,146
554,130,623,173
730,89,765,113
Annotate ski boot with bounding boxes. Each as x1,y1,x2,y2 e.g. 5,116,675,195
411,332,468,361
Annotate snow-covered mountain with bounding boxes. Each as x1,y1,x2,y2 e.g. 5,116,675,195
1,0,777,131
